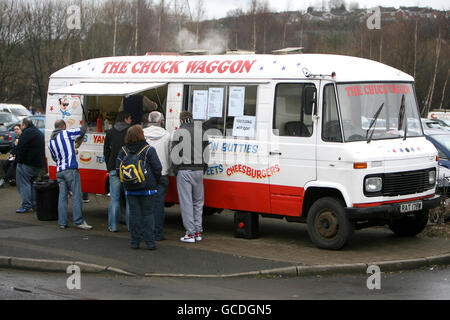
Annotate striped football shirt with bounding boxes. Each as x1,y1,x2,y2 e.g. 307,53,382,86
48,128,83,172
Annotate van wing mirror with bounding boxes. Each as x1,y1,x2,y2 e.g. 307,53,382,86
304,86,317,116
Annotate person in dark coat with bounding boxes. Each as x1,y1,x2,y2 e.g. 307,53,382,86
116,125,162,250
103,111,132,232
15,118,45,213
0,125,21,187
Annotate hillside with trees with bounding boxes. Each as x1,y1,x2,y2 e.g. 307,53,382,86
0,0,448,115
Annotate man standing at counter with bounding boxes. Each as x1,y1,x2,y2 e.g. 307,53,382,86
48,119,92,230
104,111,132,232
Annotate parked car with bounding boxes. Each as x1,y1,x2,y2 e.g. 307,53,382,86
0,124,15,154
424,129,450,195
29,115,45,134
6,115,45,142
0,103,32,120
421,118,450,131
0,112,19,126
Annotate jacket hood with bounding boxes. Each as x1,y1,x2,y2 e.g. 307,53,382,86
124,141,148,153
114,121,130,132
144,126,169,141
51,128,63,140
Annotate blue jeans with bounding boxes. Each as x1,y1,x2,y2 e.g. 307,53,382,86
108,171,122,231
127,195,155,247
152,175,169,240
16,163,41,210
56,169,84,226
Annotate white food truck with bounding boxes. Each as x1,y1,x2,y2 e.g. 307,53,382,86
46,53,440,249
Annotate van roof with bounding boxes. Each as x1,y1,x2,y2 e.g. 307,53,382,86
50,54,413,83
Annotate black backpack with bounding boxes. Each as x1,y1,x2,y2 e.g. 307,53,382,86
119,145,150,190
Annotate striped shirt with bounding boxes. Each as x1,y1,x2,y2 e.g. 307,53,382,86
48,128,83,172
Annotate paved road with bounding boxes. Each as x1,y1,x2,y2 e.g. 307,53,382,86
1,266,449,300
0,185,449,277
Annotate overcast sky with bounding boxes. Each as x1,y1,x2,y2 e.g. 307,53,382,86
194,0,449,20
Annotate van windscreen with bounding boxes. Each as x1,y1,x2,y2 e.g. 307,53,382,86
336,83,423,142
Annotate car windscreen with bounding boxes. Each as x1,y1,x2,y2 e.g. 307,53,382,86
0,113,15,123
11,108,31,117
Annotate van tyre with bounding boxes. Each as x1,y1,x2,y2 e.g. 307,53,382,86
388,209,429,237
307,197,354,250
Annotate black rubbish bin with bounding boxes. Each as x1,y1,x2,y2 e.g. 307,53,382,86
33,180,59,221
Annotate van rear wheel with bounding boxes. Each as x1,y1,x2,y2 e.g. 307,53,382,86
306,197,354,250
388,209,429,237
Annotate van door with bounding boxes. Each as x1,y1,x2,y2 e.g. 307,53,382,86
268,82,318,216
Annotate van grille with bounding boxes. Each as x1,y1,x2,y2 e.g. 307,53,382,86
365,168,435,197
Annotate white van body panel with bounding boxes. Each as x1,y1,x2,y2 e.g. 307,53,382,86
45,53,436,215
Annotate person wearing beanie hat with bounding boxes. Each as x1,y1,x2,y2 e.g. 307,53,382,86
171,110,209,243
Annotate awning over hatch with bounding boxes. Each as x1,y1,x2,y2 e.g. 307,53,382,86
49,82,166,96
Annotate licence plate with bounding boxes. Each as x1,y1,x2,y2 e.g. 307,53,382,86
400,201,423,213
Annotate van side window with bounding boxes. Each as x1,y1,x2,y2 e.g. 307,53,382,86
273,83,314,137
322,84,343,142
183,84,257,137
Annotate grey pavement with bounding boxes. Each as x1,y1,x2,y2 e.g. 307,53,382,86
0,184,449,277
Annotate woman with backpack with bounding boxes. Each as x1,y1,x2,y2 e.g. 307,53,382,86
116,125,162,250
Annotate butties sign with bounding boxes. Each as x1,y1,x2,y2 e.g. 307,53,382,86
101,59,257,75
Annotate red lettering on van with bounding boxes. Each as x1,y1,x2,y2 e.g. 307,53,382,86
131,62,143,73
101,62,113,73
118,61,130,74
93,135,105,144
186,61,202,73
168,61,182,73
241,60,256,73
206,61,220,73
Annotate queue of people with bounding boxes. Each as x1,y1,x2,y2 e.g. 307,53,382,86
5,109,209,251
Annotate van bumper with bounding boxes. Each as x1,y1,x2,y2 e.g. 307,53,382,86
345,195,441,220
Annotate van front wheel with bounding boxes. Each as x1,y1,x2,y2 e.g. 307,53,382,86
306,197,354,250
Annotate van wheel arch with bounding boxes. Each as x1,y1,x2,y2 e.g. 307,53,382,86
302,187,347,219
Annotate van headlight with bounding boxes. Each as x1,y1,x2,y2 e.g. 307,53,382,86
365,177,383,193
429,170,436,185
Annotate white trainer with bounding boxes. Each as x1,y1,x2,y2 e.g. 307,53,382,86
77,221,93,230
180,234,195,243
194,233,202,241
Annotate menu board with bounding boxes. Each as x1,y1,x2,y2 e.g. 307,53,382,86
207,88,224,118
192,90,208,120
228,86,245,117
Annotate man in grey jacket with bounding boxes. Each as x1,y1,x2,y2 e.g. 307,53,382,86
170,111,209,243
144,111,170,241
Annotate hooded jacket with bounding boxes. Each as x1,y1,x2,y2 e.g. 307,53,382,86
143,125,171,176
104,121,130,172
115,140,162,193
170,121,209,174
16,124,45,168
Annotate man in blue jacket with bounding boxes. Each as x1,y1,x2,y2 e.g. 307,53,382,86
15,118,45,213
